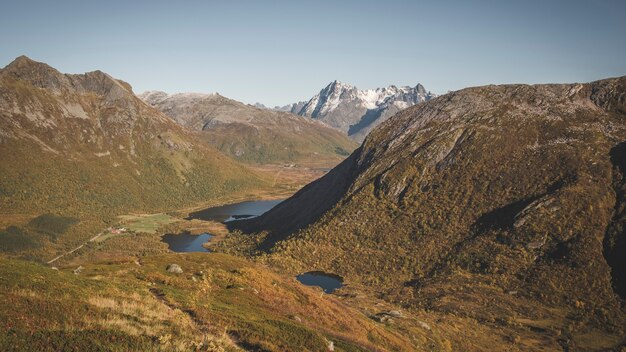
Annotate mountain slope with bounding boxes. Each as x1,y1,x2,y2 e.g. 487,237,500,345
0,252,421,351
0,56,266,219
233,77,626,350
289,80,434,141
139,91,357,165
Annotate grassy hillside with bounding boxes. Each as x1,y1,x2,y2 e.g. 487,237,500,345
228,77,626,351
0,139,263,218
0,253,420,351
0,57,268,216
0,56,269,261
198,120,354,165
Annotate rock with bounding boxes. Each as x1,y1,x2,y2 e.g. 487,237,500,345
372,313,394,323
387,310,403,318
372,310,404,323
381,316,394,323
417,320,431,330
194,271,206,280
166,264,183,274
73,266,84,275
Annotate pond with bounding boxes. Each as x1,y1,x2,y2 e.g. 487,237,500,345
185,199,283,222
296,271,344,294
161,233,213,252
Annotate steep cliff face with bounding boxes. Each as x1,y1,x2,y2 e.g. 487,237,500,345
235,77,626,351
0,56,265,216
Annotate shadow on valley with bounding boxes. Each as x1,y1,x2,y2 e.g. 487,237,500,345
228,151,360,249
472,178,568,232
0,214,78,253
347,108,382,137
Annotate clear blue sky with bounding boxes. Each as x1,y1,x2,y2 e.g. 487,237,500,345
1,0,625,106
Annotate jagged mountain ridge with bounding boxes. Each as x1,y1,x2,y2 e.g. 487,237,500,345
139,91,357,164
0,56,265,216
255,101,308,114
262,80,435,141
233,77,626,350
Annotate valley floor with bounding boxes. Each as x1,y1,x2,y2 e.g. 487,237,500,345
0,162,422,351
4,201,612,352
1,160,624,351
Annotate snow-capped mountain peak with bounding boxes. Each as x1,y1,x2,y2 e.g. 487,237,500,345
291,81,435,141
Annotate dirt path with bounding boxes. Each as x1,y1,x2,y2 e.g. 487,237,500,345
46,231,104,264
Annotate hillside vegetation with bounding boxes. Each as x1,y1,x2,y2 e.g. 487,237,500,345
0,56,268,217
0,56,270,261
230,77,626,351
0,253,421,351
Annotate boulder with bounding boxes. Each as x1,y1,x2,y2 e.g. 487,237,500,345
166,264,183,274
372,313,393,323
372,310,404,323
387,310,403,318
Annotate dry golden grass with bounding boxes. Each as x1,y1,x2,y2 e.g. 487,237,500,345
86,294,196,337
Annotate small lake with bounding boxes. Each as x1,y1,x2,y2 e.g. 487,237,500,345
161,233,213,252
296,271,344,294
186,199,283,222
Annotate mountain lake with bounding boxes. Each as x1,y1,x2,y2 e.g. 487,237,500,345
296,271,344,293
185,199,284,222
161,233,213,252
163,199,283,252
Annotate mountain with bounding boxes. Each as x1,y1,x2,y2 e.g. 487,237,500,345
230,77,626,350
254,101,308,114
0,57,416,351
0,56,265,220
139,91,357,165
285,80,435,141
